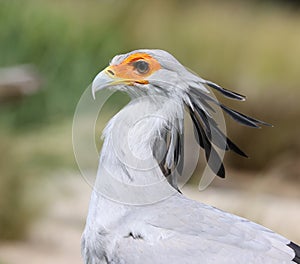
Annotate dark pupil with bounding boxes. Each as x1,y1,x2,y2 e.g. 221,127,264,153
134,60,149,74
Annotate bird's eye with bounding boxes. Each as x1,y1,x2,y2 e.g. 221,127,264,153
133,60,149,74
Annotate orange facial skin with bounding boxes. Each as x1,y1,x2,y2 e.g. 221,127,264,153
108,53,161,84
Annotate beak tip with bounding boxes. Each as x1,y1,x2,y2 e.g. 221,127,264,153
91,85,96,100
91,68,116,98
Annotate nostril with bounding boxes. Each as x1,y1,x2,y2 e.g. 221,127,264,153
107,69,115,76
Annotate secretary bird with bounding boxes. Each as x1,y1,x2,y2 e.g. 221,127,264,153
81,49,300,263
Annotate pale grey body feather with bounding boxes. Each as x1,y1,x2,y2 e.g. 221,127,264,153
82,49,299,263
82,191,295,264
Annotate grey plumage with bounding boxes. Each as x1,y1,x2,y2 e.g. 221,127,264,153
83,49,299,263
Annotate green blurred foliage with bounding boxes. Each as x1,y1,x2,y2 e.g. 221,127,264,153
0,132,36,239
0,0,300,128
0,121,76,239
0,0,299,240
0,0,130,127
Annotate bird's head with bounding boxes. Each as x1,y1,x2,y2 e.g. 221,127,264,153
92,49,270,180
91,49,203,98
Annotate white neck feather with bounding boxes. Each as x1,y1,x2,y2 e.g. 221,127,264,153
85,96,184,230
91,96,184,205
99,96,184,185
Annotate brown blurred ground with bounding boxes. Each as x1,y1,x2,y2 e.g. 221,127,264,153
0,169,299,264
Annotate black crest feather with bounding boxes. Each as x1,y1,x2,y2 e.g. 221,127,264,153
186,82,270,178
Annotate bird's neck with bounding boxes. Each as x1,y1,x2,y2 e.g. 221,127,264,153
93,95,184,204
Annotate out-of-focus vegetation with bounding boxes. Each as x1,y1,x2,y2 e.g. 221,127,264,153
0,0,299,240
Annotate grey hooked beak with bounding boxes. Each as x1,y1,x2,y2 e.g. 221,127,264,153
92,67,113,99
91,66,118,99
91,66,149,99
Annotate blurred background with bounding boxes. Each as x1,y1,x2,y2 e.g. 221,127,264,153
0,0,299,263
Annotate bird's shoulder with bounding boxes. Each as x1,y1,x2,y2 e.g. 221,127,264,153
110,195,295,263
82,194,296,264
